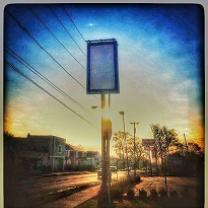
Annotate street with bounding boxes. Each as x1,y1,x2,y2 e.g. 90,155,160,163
11,171,127,208
9,172,200,208
19,171,126,194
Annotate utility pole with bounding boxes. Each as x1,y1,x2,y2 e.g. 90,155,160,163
119,111,130,177
148,147,153,176
183,133,188,151
130,121,139,177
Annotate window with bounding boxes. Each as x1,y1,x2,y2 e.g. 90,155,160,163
58,145,62,153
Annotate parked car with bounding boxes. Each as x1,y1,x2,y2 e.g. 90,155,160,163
97,166,117,179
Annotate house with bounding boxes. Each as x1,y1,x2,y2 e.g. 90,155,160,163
6,133,101,173
65,144,100,169
80,151,100,168
11,134,66,172
27,134,66,172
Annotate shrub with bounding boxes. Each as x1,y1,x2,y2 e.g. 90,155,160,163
111,185,124,200
181,188,190,198
127,188,135,200
111,176,137,201
139,189,147,200
170,190,178,198
134,175,141,183
159,188,168,198
149,189,158,199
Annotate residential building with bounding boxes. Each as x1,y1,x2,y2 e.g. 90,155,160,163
65,143,100,169
11,134,66,172
6,133,100,173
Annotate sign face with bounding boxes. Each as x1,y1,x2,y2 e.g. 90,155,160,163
142,139,156,148
87,39,119,94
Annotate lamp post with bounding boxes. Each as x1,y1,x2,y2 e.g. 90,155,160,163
130,121,139,177
119,111,130,177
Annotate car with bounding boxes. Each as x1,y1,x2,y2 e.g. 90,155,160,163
110,166,118,172
97,166,118,180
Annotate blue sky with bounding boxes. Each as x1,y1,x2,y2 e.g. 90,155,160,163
4,4,204,151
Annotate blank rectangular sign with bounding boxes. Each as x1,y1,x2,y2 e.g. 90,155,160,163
87,39,119,94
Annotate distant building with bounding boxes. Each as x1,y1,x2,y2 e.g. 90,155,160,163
80,151,100,168
65,143,81,167
7,133,100,173
65,143,100,169
13,134,66,172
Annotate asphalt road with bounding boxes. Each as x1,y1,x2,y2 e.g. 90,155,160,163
41,175,200,208
9,173,200,208
18,171,127,195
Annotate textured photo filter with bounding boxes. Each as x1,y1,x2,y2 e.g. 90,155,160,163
3,4,204,208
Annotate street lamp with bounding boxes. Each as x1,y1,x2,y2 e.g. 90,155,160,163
119,111,130,176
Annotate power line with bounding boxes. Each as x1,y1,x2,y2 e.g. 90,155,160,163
29,7,86,70
62,6,86,42
46,6,86,56
6,60,95,127
6,10,85,89
6,47,90,113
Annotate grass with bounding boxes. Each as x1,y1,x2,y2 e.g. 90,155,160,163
77,199,149,208
77,199,98,208
77,176,203,208
77,196,202,208
110,176,139,200
77,185,203,208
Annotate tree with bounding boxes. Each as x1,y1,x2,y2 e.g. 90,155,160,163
113,131,127,169
127,136,144,174
113,131,145,177
113,131,132,175
187,142,201,153
151,124,179,192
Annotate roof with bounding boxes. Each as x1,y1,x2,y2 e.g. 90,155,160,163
27,134,66,143
65,143,84,151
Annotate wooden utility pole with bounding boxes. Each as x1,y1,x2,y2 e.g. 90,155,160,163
130,121,139,177
183,133,189,151
148,147,153,176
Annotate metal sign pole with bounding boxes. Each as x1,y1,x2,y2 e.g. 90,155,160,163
98,94,112,208
86,39,119,208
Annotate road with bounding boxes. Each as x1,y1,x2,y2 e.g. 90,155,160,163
19,171,126,194
41,176,200,208
10,171,126,208
8,173,200,208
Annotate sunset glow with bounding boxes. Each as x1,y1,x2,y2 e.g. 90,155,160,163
4,4,204,151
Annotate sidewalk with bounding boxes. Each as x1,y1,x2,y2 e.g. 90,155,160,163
42,185,100,208
41,171,93,177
